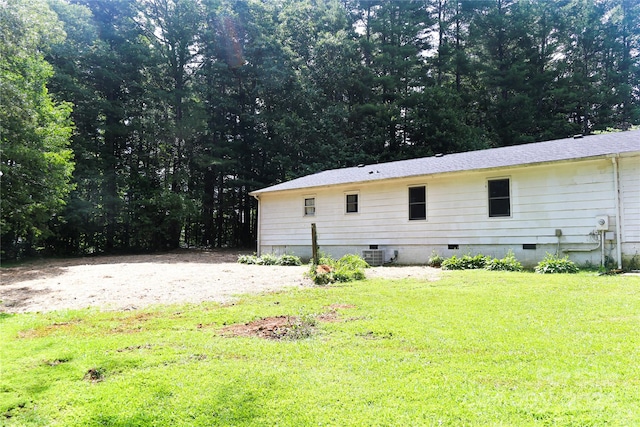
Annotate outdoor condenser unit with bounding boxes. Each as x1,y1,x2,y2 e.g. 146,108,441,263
362,249,385,266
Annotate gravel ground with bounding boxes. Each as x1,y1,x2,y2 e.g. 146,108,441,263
0,250,441,313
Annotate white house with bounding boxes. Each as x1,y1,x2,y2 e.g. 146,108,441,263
250,131,640,268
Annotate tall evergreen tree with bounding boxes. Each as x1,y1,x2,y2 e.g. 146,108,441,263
11,0,637,257
0,0,74,259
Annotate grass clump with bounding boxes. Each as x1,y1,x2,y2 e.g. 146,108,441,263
535,252,579,274
309,253,369,285
427,251,443,268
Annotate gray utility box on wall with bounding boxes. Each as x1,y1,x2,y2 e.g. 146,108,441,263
362,249,385,266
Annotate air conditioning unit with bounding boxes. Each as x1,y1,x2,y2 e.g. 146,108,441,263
362,249,385,266
595,215,609,231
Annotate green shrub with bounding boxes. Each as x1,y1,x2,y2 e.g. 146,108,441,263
442,254,489,270
309,254,369,285
237,254,260,264
427,251,443,268
535,253,579,274
257,253,279,265
238,253,302,266
440,255,461,270
333,265,366,282
337,253,370,270
277,254,302,266
485,250,523,272
311,268,334,285
317,254,334,266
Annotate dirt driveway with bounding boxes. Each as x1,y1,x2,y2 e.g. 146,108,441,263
0,250,440,313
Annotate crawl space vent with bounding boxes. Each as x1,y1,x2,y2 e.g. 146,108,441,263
362,249,385,266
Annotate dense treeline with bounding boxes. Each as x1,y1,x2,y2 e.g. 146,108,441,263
1,0,639,259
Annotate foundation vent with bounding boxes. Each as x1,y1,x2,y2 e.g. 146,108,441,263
362,250,385,266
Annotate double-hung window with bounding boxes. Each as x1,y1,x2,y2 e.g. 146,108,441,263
408,186,426,220
304,197,315,216
346,194,358,213
488,178,510,217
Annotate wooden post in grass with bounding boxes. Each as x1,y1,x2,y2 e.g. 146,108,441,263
311,223,319,265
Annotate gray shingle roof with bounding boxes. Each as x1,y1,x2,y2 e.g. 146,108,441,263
251,130,640,195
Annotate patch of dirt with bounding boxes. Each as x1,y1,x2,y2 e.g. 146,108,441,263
18,320,83,339
220,315,300,340
83,368,105,383
222,304,362,339
0,250,441,313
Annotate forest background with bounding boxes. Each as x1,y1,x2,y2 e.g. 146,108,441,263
1,0,639,260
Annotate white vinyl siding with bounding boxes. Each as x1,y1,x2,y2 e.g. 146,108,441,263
620,155,640,242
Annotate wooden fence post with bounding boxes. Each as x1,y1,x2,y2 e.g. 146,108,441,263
311,223,318,265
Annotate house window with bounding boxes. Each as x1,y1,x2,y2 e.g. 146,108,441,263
408,186,426,220
346,194,358,213
304,197,315,216
488,178,510,217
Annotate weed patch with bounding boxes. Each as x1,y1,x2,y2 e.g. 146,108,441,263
221,315,317,340
427,251,444,267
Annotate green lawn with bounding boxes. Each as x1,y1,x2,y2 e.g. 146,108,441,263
2,270,639,426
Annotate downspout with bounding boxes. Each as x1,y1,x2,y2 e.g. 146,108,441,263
612,156,623,269
252,194,261,256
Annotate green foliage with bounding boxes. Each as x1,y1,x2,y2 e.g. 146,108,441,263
0,0,74,260
2,271,640,425
427,251,443,268
309,253,369,285
441,254,490,270
535,253,579,274
237,253,302,266
622,253,640,271
334,253,370,270
237,254,260,264
257,253,279,266
275,313,317,340
277,254,303,266
485,250,523,272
